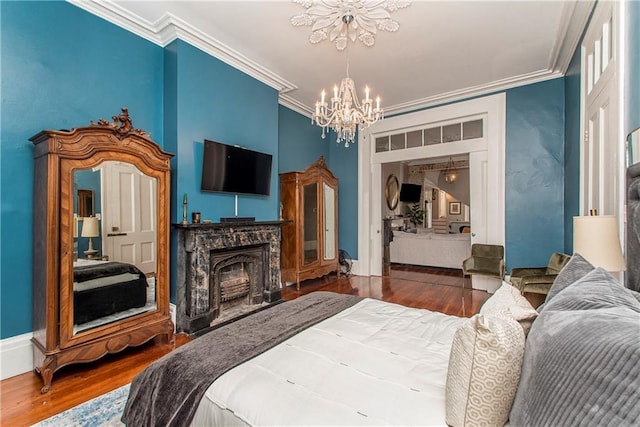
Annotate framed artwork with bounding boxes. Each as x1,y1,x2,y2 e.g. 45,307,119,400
449,201,461,215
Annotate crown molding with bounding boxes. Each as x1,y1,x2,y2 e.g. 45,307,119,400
68,0,586,120
384,69,563,117
67,0,297,93
548,0,596,74
278,94,314,118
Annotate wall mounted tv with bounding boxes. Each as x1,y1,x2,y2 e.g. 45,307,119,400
399,183,422,203
201,139,272,196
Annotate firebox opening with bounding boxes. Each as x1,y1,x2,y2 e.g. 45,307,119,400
210,246,266,326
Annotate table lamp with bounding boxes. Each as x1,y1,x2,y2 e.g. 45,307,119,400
573,215,625,271
81,216,100,259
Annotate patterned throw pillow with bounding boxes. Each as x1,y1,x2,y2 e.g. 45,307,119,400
480,281,537,334
445,314,525,427
544,252,594,304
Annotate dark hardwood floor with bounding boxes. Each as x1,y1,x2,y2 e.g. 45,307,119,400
0,265,488,426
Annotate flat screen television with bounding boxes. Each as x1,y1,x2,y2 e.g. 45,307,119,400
201,139,272,196
399,183,422,203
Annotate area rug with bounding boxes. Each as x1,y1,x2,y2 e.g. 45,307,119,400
33,384,130,427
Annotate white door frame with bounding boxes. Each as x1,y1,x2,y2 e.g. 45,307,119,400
579,0,626,241
356,93,506,290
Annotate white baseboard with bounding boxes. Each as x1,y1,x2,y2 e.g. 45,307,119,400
350,259,361,276
0,332,33,380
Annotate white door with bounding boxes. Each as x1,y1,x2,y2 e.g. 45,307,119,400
469,151,488,245
102,161,157,274
581,1,620,219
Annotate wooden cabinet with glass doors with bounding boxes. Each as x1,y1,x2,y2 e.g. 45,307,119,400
280,156,339,290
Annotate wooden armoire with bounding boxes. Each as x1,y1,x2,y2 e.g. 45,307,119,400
280,156,339,290
30,108,174,392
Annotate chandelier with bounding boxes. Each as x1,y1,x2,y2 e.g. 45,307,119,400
444,157,457,184
293,1,409,146
312,61,383,146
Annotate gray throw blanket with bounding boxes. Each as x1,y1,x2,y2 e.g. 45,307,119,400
121,291,362,427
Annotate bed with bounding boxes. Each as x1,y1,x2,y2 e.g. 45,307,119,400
390,230,471,269
73,259,147,325
123,164,640,426
123,266,640,427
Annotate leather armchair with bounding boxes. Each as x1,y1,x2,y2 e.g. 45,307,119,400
510,252,571,295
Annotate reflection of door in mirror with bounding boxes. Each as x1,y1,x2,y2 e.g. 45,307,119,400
323,183,335,260
101,161,157,275
303,182,318,265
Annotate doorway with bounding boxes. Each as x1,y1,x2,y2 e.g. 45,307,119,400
357,93,506,291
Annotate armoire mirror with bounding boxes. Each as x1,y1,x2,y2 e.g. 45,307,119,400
303,182,318,265
31,108,174,392
72,161,158,334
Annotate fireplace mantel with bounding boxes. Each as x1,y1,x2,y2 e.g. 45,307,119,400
173,221,284,334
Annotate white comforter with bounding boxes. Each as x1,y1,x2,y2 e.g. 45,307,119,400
192,298,465,426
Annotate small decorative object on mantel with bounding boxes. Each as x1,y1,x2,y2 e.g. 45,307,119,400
182,193,189,225
90,106,149,139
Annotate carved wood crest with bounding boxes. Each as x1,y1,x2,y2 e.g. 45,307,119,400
90,107,149,139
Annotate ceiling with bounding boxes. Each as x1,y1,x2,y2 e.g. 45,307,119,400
73,0,593,117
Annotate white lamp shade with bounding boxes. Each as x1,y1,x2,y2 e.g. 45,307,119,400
81,216,100,238
573,215,625,271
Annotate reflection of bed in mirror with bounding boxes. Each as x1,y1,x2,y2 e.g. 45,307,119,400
73,259,155,333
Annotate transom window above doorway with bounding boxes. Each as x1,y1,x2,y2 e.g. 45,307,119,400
375,118,484,153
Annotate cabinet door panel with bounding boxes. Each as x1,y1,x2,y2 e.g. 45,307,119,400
323,183,336,260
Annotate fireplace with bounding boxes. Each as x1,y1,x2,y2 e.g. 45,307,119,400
210,246,265,323
174,221,283,334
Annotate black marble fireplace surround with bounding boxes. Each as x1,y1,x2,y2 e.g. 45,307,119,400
174,221,283,334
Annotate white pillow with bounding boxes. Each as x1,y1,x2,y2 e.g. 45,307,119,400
481,281,538,334
445,314,525,427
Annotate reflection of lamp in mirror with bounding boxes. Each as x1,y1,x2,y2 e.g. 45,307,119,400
81,216,100,259
573,215,625,272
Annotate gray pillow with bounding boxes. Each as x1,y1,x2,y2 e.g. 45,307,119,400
544,252,594,304
510,268,640,426
544,268,640,314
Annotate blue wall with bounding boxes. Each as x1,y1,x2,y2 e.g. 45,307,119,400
504,79,565,270
328,135,359,258
626,0,640,135
0,1,164,339
171,41,279,227
278,106,328,172
564,39,583,254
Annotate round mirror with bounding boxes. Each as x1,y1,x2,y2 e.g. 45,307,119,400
385,174,399,210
